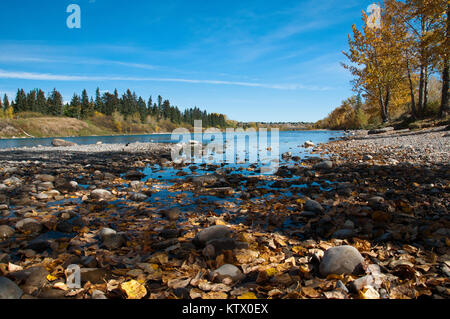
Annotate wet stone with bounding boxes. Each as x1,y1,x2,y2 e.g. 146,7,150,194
91,189,113,200
15,218,43,234
0,225,15,238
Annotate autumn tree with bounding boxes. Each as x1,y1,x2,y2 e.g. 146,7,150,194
343,3,408,122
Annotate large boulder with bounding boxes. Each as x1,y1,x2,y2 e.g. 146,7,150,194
0,277,24,299
319,245,364,276
52,139,77,147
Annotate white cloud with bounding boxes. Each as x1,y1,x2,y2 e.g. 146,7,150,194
0,69,332,91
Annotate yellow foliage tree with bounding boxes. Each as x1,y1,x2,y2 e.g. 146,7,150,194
343,2,409,123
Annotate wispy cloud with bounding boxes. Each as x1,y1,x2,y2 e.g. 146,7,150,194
0,69,332,91
0,54,157,71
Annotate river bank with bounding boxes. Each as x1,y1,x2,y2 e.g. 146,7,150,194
0,128,448,299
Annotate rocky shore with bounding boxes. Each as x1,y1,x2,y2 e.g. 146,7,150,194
0,128,448,299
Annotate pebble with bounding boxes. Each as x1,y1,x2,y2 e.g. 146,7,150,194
210,264,244,283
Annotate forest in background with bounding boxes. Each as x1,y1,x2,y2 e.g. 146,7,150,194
0,87,233,136
316,0,449,130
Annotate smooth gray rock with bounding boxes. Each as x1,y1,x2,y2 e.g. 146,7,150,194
91,189,113,200
52,139,77,147
35,174,55,182
319,245,364,276
0,225,15,238
2,177,22,186
102,233,126,250
129,192,148,202
0,277,24,299
304,199,324,213
15,218,43,234
192,174,218,186
210,264,244,283
193,225,231,247
368,196,384,208
21,266,49,295
314,161,333,170
98,227,117,239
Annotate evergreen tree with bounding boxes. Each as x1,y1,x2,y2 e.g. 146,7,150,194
36,89,47,114
95,87,103,113
47,88,63,116
80,89,93,119
14,89,27,113
3,94,9,110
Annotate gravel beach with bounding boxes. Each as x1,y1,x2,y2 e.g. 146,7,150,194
0,129,448,300
319,126,449,165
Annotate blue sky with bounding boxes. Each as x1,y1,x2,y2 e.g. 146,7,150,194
0,0,373,122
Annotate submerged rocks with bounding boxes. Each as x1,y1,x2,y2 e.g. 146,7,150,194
164,208,182,221
15,218,43,234
0,277,24,299
52,139,77,147
91,189,113,200
304,141,315,148
313,160,333,170
0,225,15,238
319,245,365,276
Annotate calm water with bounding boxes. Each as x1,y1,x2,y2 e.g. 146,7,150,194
0,130,343,153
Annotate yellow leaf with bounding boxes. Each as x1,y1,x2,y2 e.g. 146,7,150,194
327,274,345,281
47,274,59,281
237,292,257,299
265,267,277,277
120,280,147,299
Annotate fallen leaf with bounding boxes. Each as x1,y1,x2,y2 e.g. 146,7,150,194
237,292,257,299
120,279,147,299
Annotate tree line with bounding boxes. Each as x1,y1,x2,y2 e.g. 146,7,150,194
0,88,229,128
319,0,448,129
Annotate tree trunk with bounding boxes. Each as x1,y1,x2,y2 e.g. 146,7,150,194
378,88,388,123
423,66,429,116
440,60,449,118
406,57,417,119
384,88,390,122
417,65,424,117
